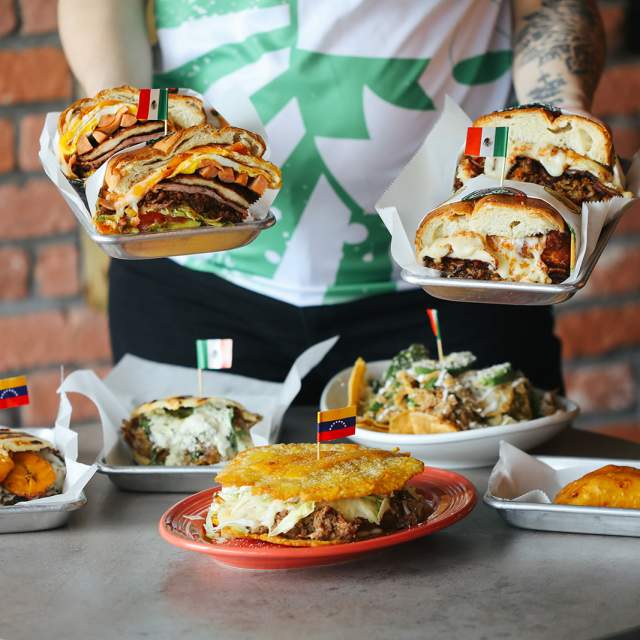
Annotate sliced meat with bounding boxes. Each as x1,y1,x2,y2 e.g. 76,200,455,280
424,256,500,280
79,121,165,161
541,230,571,283
275,490,431,542
170,174,260,208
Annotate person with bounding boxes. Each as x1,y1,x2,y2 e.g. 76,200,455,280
58,0,604,401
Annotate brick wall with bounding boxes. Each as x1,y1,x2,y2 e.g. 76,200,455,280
0,0,639,438
0,0,109,429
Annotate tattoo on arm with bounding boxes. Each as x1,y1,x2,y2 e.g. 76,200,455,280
513,0,605,106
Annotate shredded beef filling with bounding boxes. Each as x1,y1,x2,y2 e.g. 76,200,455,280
265,489,432,542
423,230,570,283
455,155,619,205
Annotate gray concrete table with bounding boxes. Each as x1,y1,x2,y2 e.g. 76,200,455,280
3,408,640,640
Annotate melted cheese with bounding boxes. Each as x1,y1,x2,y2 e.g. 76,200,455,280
420,231,495,265
146,400,251,465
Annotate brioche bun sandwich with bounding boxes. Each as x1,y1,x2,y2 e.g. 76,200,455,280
121,396,262,466
205,443,432,546
455,105,630,206
415,192,571,284
95,124,280,234
58,86,212,179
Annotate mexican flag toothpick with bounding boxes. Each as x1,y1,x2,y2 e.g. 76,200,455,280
137,88,169,134
195,338,233,396
426,309,444,364
465,125,510,186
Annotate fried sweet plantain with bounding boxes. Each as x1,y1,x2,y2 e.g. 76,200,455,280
554,465,640,509
3,452,57,498
0,450,14,483
216,443,423,502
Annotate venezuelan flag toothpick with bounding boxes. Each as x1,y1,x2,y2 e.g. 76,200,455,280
426,309,445,364
316,406,356,460
0,375,30,410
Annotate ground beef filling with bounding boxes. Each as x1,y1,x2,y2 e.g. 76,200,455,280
256,489,432,542
423,230,570,283
455,155,619,205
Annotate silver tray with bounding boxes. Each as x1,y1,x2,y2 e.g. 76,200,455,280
402,217,619,305
0,493,87,534
484,455,640,537
78,210,276,260
97,440,221,493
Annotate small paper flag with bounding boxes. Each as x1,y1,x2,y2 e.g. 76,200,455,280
196,339,233,370
426,309,440,339
0,375,29,409
136,88,169,121
317,406,356,442
465,126,509,158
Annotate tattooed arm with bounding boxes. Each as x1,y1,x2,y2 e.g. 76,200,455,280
512,0,605,109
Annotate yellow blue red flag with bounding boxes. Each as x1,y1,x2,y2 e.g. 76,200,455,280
0,375,29,409
317,405,356,442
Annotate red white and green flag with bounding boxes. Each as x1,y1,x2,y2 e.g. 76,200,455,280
465,126,509,158
136,88,169,121
196,338,233,370
426,309,440,339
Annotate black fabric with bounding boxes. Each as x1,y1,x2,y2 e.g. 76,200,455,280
108,258,564,404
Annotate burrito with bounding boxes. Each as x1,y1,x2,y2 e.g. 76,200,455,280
0,428,66,505
415,192,571,284
455,105,630,206
58,85,212,179
94,124,280,234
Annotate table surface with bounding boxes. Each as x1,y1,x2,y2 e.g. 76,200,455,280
3,409,640,640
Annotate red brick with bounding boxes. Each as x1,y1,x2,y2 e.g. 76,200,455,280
599,4,625,56
580,242,640,297
0,247,29,300
593,65,640,117
0,179,77,239
580,421,640,444
35,242,79,298
0,119,15,173
18,113,45,172
0,48,71,105
0,307,111,370
20,0,57,34
556,302,640,359
616,200,640,234
0,0,16,35
565,362,634,412
20,367,109,428
610,125,640,161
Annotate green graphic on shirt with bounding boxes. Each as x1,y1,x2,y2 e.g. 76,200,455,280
154,0,287,29
154,0,511,303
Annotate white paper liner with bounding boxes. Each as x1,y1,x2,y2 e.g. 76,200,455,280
487,441,621,504
376,96,640,285
38,88,279,233
4,396,98,507
56,336,338,463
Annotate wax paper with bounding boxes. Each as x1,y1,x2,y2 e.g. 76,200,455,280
38,88,278,234
56,337,338,463
487,441,616,503
376,97,640,285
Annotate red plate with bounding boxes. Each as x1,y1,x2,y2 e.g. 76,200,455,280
159,468,476,570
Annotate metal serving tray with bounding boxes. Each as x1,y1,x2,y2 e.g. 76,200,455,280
402,217,619,306
97,440,221,493
0,493,87,534
484,456,640,537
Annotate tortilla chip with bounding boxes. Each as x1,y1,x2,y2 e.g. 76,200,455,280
348,357,367,409
389,412,459,435
356,417,389,433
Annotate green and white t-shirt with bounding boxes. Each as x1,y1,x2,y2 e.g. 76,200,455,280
154,0,512,306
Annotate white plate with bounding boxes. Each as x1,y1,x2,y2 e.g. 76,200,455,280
320,360,579,469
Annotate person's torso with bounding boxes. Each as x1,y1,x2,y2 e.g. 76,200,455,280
153,0,513,306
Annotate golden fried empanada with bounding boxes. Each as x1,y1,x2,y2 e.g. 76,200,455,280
554,465,640,509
